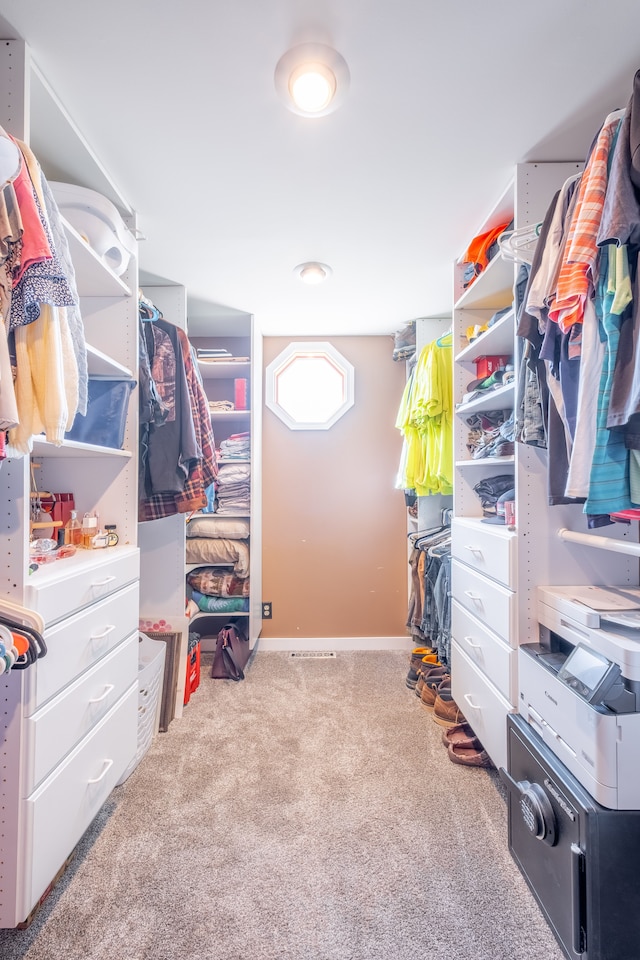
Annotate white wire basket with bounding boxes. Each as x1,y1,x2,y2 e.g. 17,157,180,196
116,632,166,785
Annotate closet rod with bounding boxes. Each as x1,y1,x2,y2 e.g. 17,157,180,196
558,527,640,558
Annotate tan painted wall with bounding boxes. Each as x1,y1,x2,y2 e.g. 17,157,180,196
261,335,409,640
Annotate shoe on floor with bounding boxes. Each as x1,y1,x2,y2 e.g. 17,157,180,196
416,664,447,698
420,673,450,711
407,652,439,688
409,646,437,669
441,721,482,749
432,681,466,727
447,741,493,768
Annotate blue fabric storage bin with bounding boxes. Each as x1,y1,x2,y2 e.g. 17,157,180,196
65,377,136,449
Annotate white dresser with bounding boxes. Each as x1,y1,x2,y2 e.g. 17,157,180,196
1,551,139,926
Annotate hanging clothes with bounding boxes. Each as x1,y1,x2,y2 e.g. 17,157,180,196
395,332,453,496
138,303,217,521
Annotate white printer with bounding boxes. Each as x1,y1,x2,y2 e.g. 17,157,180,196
519,585,640,810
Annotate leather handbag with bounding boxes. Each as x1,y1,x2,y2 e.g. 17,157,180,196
211,622,250,681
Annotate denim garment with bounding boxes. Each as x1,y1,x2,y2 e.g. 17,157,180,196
433,555,452,665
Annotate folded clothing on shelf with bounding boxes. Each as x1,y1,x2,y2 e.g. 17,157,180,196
466,410,515,459
472,474,515,519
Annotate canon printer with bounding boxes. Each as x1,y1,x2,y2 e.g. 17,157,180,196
519,585,640,810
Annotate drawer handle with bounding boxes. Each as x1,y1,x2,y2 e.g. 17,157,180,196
463,635,482,649
88,683,115,704
464,544,484,556
87,758,114,784
463,694,481,711
464,590,483,603
91,575,117,588
90,625,116,642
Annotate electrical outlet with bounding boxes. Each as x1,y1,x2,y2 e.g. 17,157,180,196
262,601,272,619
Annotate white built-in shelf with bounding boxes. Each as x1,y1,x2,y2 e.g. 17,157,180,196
217,458,250,465
198,361,251,379
210,410,251,420
455,309,515,364
62,217,132,299
86,344,134,379
30,62,133,217
191,610,249,620
454,253,514,312
186,561,236,573
189,512,250,521
456,456,515,468
455,382,515,416
31,437,132,459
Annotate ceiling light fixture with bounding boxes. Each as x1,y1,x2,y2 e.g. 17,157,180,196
294,261,332,285
275,43,350,118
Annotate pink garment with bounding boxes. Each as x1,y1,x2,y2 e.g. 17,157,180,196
10,151,51,286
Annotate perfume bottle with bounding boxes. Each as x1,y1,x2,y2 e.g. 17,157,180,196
81,512,98,548
64,510,82,546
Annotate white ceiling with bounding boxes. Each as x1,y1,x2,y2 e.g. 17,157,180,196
0,0,640,338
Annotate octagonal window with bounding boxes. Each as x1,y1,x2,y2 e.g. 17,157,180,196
265,342,354,430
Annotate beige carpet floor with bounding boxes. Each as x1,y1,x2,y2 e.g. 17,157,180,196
0,650,565,960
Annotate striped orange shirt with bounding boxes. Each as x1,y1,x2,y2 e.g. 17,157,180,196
548,111,623,332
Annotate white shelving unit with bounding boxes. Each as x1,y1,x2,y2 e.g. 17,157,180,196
188,315,263,653
449,162,638,772
137,290,262,697
0,41,140,928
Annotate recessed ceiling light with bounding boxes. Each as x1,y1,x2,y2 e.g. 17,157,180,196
275,43,349,118
294,261,332,285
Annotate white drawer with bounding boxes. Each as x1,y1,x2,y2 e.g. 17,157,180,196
452,600,516,703
25,546,139,626
452,517,516,589
23,631,138,793
452,558,516,645
451,639,514,772
23,580,139,713
21,683,137,919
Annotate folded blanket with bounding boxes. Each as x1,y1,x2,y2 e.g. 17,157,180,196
191,590,249,613
185,538,250,577
187,567,250,597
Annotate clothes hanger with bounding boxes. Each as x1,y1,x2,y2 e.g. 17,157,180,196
427,538,451,559
138,291,162,322
436,329,452,347
498,223,542,264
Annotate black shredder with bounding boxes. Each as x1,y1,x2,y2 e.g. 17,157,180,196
501,714,640,960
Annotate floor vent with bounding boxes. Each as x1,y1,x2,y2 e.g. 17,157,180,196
288,651,337,659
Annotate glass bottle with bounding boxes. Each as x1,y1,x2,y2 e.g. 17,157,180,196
64,510,82,546
81,512,98,548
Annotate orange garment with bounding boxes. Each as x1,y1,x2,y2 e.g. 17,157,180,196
548,111,622,332
10,151,51,286
461,219,512,274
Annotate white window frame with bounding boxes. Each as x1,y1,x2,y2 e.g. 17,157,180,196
265,341,355,430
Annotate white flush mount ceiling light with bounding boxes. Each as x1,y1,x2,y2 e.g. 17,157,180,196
275,43,350,118
294,261,332,285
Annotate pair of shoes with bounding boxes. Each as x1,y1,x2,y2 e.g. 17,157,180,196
442,721,493,767
406,652,439,689
432,680,466,727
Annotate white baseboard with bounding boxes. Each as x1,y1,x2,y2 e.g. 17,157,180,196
251,636,414,652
